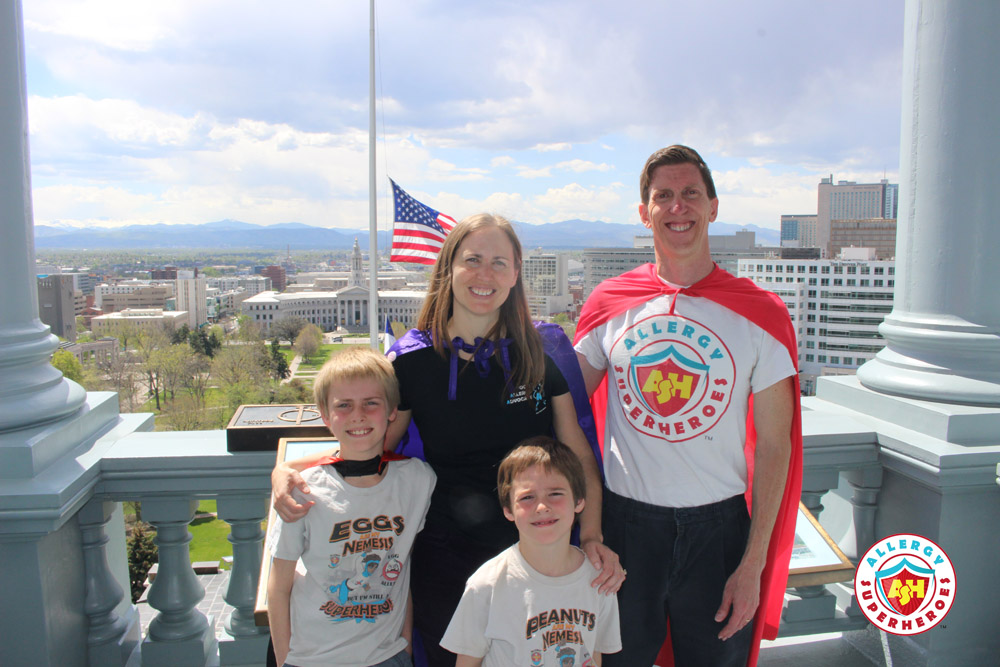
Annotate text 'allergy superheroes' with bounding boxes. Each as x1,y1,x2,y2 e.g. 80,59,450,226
854,533,956,635
609,314,735,442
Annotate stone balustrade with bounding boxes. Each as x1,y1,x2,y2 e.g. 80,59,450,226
43,410,880,664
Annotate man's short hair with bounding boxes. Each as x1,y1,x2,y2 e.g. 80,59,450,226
640,145,717,204
497,436,587,512
313,347,400,418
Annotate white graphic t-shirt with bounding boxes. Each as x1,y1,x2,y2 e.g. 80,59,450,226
575,290,794,508
441,545,621,667
269,458,436,667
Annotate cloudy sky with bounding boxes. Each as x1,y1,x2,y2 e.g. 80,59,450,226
23,0,905,232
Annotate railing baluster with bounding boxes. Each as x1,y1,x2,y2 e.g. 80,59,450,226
218,494,270,665
141,498,215,666
79,499,138,666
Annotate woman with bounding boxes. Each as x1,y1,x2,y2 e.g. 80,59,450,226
272,214,622,666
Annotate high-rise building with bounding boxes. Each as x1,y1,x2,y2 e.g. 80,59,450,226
738,248,895,395
259,265,287,292
830,218,897,259
37,275,78,342
780,214,818,248
175,272,208,329
582,246,655,294
522,251,572,317
817,177,898,257
150,266,180,280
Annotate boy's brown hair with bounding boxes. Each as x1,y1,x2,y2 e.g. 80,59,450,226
313,347,400,419
497,436,587,511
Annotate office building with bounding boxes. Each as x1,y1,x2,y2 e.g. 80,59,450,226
817,177,898,257
175,272,208,329
91,308,189,336
37,275,78,342
259,265,287,292
522,251,572,317
830,218,897,259
780,214,818,248
738,248,895,395
242,289,426,334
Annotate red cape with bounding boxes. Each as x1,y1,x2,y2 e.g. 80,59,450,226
574,263,802,667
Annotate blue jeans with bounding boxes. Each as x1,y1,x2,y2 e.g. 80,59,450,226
602,489,754,667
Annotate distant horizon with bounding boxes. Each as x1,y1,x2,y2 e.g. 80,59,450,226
34,217,780,234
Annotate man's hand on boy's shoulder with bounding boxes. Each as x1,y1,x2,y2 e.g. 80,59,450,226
272,462,315,522
582,539,626,595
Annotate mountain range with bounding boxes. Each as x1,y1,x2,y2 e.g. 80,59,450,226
34,219,780,250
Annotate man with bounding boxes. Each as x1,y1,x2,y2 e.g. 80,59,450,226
573,145,802,667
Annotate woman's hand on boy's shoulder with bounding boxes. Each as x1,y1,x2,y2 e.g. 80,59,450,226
272,463,315,522
582,539,626,595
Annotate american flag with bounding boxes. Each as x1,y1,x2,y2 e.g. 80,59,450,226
389,179,456,265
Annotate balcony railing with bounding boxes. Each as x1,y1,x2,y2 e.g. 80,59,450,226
55,403,884,665
85,426,274,666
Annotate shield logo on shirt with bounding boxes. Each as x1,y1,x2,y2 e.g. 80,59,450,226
876,558,934,616
630,345,710,418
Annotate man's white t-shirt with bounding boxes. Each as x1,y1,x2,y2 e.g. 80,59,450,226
575,289,794,508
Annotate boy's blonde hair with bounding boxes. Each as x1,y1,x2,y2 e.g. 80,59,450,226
313,347,400,418
497,436,586,512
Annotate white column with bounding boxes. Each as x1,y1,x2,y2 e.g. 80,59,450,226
0,0,85,434
857,0,1000,405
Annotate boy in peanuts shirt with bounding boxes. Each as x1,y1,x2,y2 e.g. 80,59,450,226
441,436,620,666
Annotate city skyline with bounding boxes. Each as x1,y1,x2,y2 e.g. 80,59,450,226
24,1,903,232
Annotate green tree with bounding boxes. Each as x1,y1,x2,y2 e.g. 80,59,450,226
127,522,158,603
51,349,84,384
189,328,221,358
271,379,311,404
171,323,192,345
272,316,308,343
95,351,142,412
151,344,194,403
160,394,209,431
211,343,272,410
182,352,212,408
233,314,263,343
133,325,170,410
294,324,323,360
270,339,290,380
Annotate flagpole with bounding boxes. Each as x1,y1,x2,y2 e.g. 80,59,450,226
367,0,378,350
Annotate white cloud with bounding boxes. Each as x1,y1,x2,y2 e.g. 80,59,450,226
531,183,625,224
532,143,572,153
555,159,612,173
517,167,553,179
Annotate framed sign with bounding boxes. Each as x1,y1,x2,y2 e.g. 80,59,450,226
786,502,856,588
255,437,340,626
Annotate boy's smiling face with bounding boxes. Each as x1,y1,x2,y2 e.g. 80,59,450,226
502,464,584,546
321,377,396,460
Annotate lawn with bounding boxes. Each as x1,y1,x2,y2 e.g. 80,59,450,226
128,500,262,567
296,343,344,370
